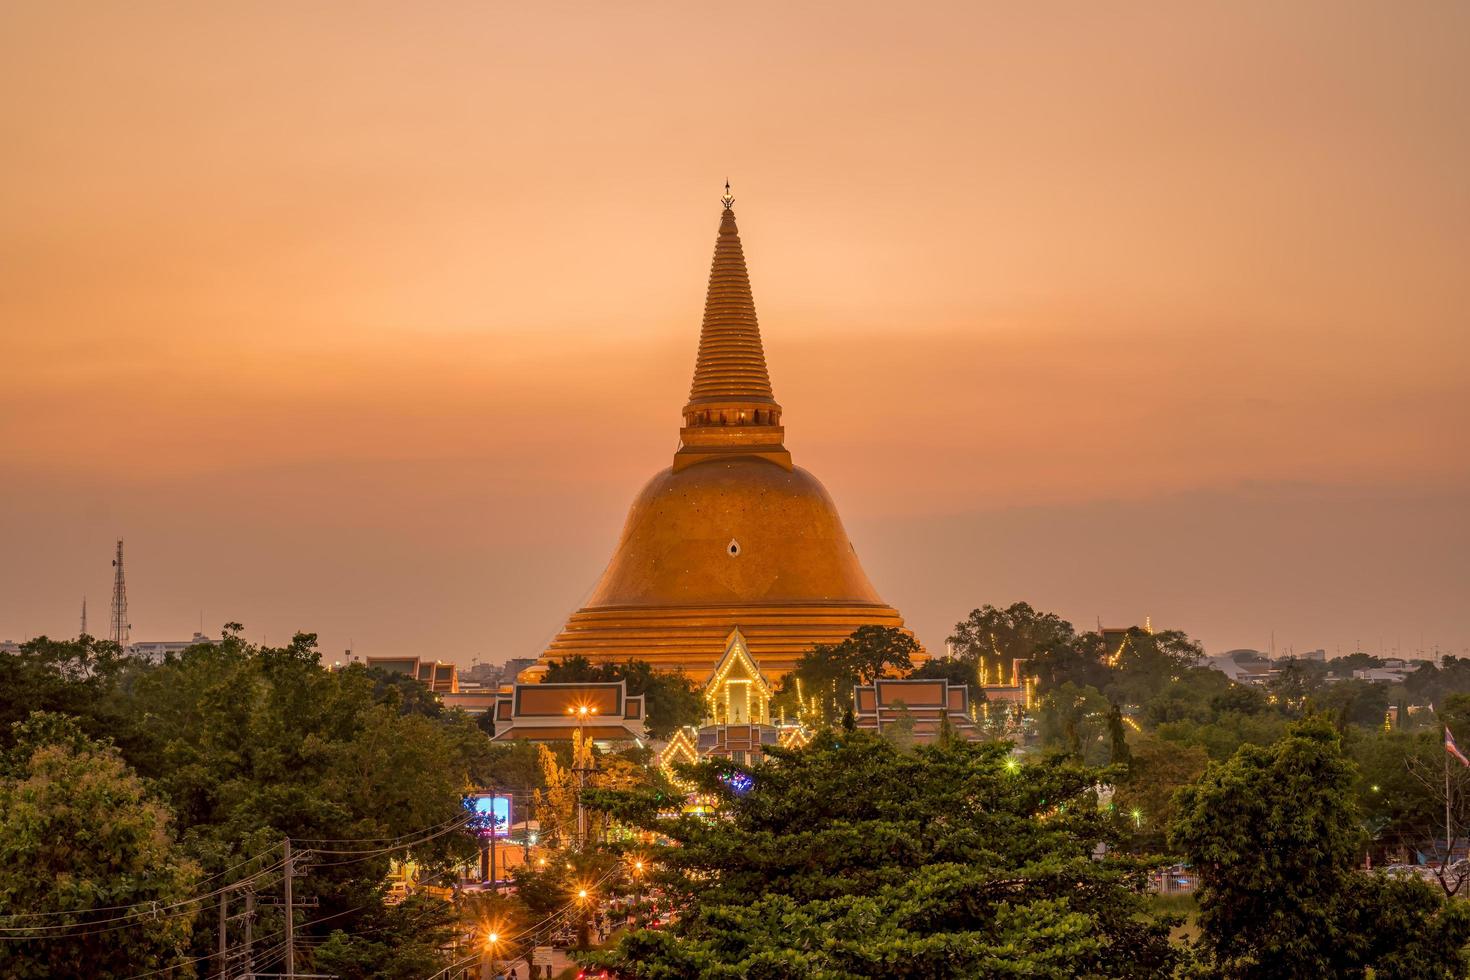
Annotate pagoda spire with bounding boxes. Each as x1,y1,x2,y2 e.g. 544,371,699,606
674,185,791,472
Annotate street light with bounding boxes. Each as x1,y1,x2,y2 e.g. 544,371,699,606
574,883,594,949
1131,808,1143,829
567,703,600,847
631,858,646,927
482,927,502,980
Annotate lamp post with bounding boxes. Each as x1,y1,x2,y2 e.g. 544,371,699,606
575,885,592,949
481,929,500,980
631,858,645,927
567,704,598,847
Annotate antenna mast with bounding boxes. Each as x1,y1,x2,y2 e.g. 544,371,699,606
80,596,88,638
110,538,130,647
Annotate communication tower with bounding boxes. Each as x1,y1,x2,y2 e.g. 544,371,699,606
110,539,130,647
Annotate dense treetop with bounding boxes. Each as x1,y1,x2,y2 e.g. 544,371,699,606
584,731,1176,979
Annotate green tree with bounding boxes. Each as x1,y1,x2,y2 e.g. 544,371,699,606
948,602,1077,690
1173,717,1470,978
1348,698,1470,894
1313,678,1390,731
1111,736,1208,851
1154,711,1288,762
313,894,461,980
102,630,485,974
582,732,1177,978
775,626,921,726
1038,682,1112,763
1268,656,1332,710
0,635,128,751
1107,702,1132,765
0,714,200,979
1099,629,1204,710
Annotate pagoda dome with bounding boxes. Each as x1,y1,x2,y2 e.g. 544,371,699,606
584,459,886,609
538,185,911,679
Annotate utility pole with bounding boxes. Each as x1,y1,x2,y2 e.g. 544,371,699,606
243,889,255,980
80,596,87,638
489,821,498,893
283,838,295,980
217,888,229,980
569,705,598,847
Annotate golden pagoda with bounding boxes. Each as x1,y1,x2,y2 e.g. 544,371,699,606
539,185,910,678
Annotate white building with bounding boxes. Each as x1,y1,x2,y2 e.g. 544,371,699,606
129,633,217,662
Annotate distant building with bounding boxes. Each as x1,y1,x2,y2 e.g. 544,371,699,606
364,656,459,693
1353,665,1415,684
129,633,217,662
1222,648,1267,662
980,658,1034,709
488,681,646,744
1101,619,1157,668
502,657,539,684
1203,655,1277,687
0,640,22,655
852,677,982,743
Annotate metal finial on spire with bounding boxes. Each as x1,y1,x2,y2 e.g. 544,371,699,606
722,179,734,210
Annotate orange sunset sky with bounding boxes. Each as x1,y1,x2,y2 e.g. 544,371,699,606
2,3,1467,662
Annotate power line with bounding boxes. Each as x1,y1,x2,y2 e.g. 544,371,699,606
0,841,283,921
0,860,288,938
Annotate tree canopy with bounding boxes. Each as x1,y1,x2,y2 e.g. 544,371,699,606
0,628,493,977
1173,717,1470,979
0,714,200,978
774,626,920,726
583,731,1176,978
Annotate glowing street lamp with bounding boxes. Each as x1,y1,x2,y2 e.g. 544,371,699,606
631,857,646,925
482,926,503,980
574,882,595,949
566,703,599,846
1131,808,1143,829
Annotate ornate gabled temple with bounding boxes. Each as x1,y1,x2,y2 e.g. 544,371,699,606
539,186,911,679
659,628,809,775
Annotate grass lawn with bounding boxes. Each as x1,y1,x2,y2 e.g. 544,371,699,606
1148,892,1201,945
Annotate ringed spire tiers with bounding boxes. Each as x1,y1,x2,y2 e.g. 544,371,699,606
536,187,914,680
675,183,790,472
